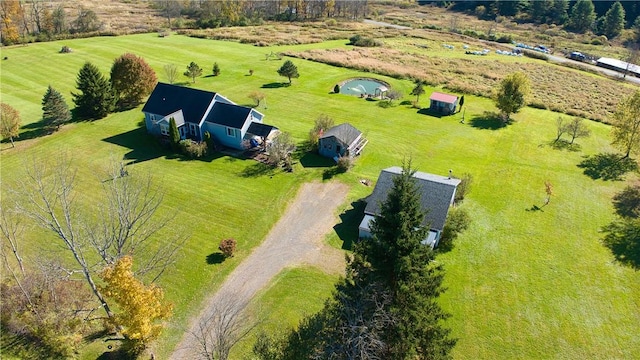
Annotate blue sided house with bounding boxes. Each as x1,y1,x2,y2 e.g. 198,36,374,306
358,167,461,248
142,83,277,150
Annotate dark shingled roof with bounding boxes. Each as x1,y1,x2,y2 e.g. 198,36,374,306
320,123,362,145
204,102,252,129
247,122,276,137
142,83,216,124
364,166,461,231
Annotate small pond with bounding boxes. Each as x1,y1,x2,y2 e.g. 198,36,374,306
339,78,390,96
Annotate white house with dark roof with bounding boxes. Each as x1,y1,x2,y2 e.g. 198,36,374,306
142,83,277,150
358,166,461,248
318,123,368,160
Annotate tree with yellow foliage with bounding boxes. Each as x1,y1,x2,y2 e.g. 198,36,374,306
100,256,172,356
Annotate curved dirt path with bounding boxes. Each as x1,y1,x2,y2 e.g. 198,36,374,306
170,181,349,359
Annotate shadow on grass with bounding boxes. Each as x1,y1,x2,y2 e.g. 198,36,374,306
333,200,366,250
526,204,544,212
323,166,345,180
300,152,335,168
239,162,277,178
417,108,450,118
468,111,507,130
602,221,640,270
261,82,288,89
577,153,638,181
550,139,581,152
102,127,168,164
97,348,132,360
206,252,225,265
103,127,225,164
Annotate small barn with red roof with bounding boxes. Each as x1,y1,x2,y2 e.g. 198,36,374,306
429,91,459,115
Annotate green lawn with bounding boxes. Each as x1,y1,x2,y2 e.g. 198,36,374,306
1,33,638,359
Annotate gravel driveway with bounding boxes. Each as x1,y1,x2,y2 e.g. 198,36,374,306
170,181,350,359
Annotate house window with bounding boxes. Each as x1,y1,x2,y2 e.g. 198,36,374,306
226,127,235,137
160,124,168,136
336,145,341,153
189,123,197,136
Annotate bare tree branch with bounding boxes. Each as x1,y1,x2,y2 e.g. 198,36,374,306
0,201,25,274
191,293,257,360
12,156,114,318
87,159,186,282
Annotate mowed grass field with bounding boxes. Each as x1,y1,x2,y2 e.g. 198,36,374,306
1,33,639,359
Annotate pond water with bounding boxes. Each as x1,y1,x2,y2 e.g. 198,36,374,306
339,78,389,96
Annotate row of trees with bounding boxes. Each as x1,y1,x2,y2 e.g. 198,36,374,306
0,1,100,45
156,0,369,28
1,52,157,149
447,0,639,39
1,158,181,357
74,53,157,120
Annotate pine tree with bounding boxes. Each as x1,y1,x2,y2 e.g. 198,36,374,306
410,80,425,103
72,62,114,120
277,60,299,85
278,162,456,360
184,61,202,83
169,117,180,151
212,62,221,76
110,53,157,110
550,0,569,25
41,85,71,132
368,162,456,359
603,1,625,39
569,0,596,33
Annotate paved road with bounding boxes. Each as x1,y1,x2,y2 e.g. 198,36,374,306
170,181,349,359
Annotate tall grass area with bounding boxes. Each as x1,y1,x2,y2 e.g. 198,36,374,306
1,33,638,359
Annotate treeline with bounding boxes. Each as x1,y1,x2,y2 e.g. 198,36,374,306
423,0,639,40
155,0,369,29
0,1,101,45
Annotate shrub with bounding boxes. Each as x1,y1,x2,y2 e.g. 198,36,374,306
334,84,340,93
219,238,237,258
590,35,608,45
454,173,473,203
325,18,337,27
349,34,382,47
180,139,208,158
378,100,394,108
59,46,72,53
336,156,354,172
438,208,471,252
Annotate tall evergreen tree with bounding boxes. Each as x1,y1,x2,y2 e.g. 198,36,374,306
603,1,625,39
169,117,180,151
531,0,553,23
569,0,596,33
277,162,455,360
72,62,114,120
110,53,157,110
367,162,455,359
41,85,71,131
550,0,569,25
